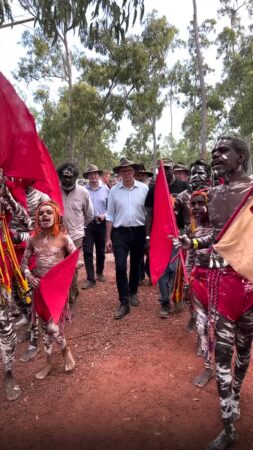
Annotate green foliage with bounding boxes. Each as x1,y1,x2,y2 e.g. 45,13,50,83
216,2,253,141
126,13,177,165
13,29,70,83
1,0,144,45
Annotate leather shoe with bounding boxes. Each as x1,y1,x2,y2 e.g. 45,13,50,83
114,305,130,320
130,294,139,306
81,280,96,289
96,274,106,282
159,304,169,318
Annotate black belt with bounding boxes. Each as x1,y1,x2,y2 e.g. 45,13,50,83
115,226,145,231
90,219,105,225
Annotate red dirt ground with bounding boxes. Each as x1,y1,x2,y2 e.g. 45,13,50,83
0,254,253,450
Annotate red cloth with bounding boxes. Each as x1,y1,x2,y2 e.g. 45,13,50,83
150,165,174,285
6,180,27,209
34,139,63,214
190,266,208,309
0,73,45,180
216,268,253,321
35,249,79,323
0,73,63,213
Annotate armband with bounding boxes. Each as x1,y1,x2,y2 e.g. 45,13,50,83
192,238,199,250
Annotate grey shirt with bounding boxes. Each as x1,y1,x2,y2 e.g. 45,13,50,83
106,180,148,228
61,183,94,241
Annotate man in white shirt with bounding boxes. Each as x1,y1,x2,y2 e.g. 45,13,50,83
57,163,94,303
106,158,148,319
82,164,109,288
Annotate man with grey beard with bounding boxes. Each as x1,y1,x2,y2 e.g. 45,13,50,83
58,163,94,303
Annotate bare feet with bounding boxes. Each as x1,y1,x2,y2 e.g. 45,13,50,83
4,371,21,401
206,429,238,450
36,356,53,380
194,368,215,387
62,346,75,372
19,346,38,362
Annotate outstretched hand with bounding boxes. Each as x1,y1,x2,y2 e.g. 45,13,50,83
168,234,191,250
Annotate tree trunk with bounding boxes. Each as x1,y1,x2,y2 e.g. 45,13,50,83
62,29,74,161
192,0,207,159
152,115,157,179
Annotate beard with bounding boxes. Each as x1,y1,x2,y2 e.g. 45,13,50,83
61,181,76,192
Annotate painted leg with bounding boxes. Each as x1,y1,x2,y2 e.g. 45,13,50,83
0,307,21,401
232,307,253,422
49,320,75,373
194,299,214,387
4,370,21,401
206,313,237,449
20,312,39,362
36,321,54,380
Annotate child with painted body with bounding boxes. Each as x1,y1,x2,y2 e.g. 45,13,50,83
21,201,76,380
174,189,214,387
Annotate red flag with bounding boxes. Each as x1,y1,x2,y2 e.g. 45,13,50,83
0,72,45,180
0,73,63,213
150,164,174,285
34,139,63,213
35,249,79,323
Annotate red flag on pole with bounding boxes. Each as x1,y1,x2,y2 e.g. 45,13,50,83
0,72,63,213
149,162,189,286
35,249,80,323
34,139,64,213
0,72,45,180
149,163,174,285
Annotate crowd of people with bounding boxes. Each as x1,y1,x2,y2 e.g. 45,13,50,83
0,135,253,450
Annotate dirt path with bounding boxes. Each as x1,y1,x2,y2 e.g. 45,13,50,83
0,255,253,450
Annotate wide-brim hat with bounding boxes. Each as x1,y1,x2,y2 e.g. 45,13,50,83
135,164,153,177
174,163,190,174
113,157,139,174
157,158,174,168
83,164,103,177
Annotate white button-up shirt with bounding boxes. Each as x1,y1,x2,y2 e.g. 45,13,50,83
85,180,109,216
106,180,148,228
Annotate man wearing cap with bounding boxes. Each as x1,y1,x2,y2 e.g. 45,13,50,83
105,158,148,319
57,162,94,303
81,164,109,288
145,159,188,318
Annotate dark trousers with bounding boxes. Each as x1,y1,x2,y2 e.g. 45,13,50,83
112,226,146,305
158,247,178,306
83,221,106,281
